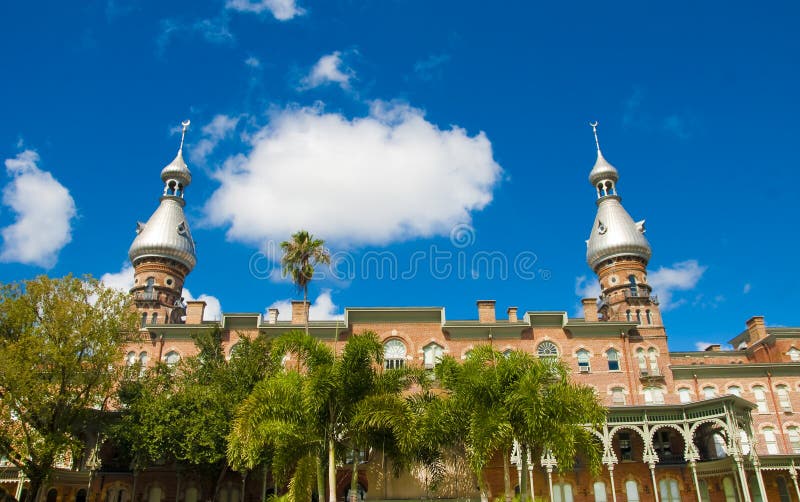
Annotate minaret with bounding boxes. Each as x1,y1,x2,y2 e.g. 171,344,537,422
128,121,197,326
585,122,661,327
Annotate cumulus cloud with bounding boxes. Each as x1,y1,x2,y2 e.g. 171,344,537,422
204,101,502,248
695,341,713,351
575,275,602,300
268,289,342,321
182,288,223,321
100,262,135,291
244,56,261,68
226,0,305,20
189,114,241,165
300,51,354,90
648,259,707,311
0,150,76,268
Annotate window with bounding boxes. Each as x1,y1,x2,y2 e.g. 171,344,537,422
654,430,673,460
644,386,665,405
577,349,591,373
626,310,632,322
537,341,559,358
423,343,444,369
145,277,155,293
148,487,162,502
698,480,711,502
678,388,691,404
140,312,147,327
788,347,800,362
611,387,626,405
722,477,736,502
593,482,607,502
384,339,407,369
777,476,791,502
763,427,779,454
787,426,800,453
739,430,751,455
636,310,642,324
727,385,742,397
184,488,198,502
618,432,632,461
607,349,620,371
645,310,652,324
703,386,716,399
126,351,137,366
658,479,680,502
776,385,792,411
753,385,769,413
647,348,658,373
636,348,646,370
625,480,640,502
628,275,637,296
164,351,180,366
552,483,573,502
151,312,158,324
139,351,148,366
712,433,727,458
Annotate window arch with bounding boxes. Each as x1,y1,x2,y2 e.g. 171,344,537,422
139,351,149,366
536,341,559,358
164,351,180,366
698,479,711,502
576,349,591,373
678,387,691,403
702,386,716,399
423,343,444,369
592,481,607,502
727,385,742,397
658,479,680,502
753,385,769,413
635,310,642,324
384,339,406,369
635,348,646,370
606,349,620,371
647,347,658,372
148,486,162,502
624,480,640,502
184,487,199,502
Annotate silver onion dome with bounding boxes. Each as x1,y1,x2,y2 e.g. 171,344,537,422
128,197,197,271
586,196,651,270
588,150,618,186
160,149,192,188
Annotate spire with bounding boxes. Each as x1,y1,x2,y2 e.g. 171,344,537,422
160,120,192,197
587,121,619,197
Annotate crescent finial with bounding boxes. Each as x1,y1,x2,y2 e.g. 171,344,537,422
589,121,601,151
179,120,190,151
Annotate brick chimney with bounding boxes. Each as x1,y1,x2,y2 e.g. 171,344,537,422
582,298,599,322
292,301,310,325
267,308,279,324
746,316,767,343
185,301,206,324
477,300,496,323
507,306,518,323
704,344,721,352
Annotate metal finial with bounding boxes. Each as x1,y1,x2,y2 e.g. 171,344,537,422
179,120,190,151
589,121,601,152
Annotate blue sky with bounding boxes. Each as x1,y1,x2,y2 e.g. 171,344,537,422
1,0,798,351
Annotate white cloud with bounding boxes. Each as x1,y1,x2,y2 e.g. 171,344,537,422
300,51,353,90
743,283,752,294
413,53,451,81
648,259,707,311
226,0,305,20
244,56,261,68
182,288,223,321
0,150,76,268
695,341,713,351
189,114,241,165
268,289,342,321
575,275,601,300
100,262,135,292
204,101,502,248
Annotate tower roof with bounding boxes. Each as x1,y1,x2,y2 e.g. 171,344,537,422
588,121,619,186
160,120,192,188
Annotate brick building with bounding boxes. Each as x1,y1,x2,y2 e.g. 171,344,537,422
4,127,800,502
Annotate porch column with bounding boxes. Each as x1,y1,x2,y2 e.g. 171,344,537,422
649,462,660,502
606,463,618,502
527,447,535,498
688,460,702,502
545,466,553,502
752,456,767,502
789,462,800,502
734,456,752,502
15,472,25,501
541,450,557,502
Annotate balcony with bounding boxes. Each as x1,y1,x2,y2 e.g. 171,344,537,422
134,291,159,302
624,289,659,305
639,366,666,382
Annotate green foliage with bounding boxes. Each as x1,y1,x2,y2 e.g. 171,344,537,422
279,231,331,335
0,275,137,501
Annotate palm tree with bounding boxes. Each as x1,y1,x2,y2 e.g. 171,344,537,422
280,231,331,335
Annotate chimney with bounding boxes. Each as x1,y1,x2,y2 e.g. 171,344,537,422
746,316,767,343
291,301,310,325
507,307,518,323
267,308,279,324
582,298,599,322
477,300,496,323
704,344,721,352
185,301,206,324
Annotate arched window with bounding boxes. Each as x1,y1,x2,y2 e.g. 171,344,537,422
787,427,800,453
658,479,680,502
145,277,155,293
703,386,716,399
164,351,180,366
722,477,736,502
776,384,792,411
753,385,769,413
626,310,632,322
184,487,199,502
777,476,791,502
552,482,573,502
126,351,137,366
148,487,162,502
788,348,800,362
727,385,742,397
678,388,691,403
698,480,711,502
644,386,665,405
384,339,406,369
46,489,57,502
423,343,444,369
76,490,87,502
139,351,149,366
577,349,591,373
628,275,637,296
712,433,728,458
536,341,559,358
151,312,158,324
606,349,620,371
636,348,646,370
763,426,779,454
647,348,658,373
645,310,652,324
611,387,625,405
593,481,607,502
625,480,640,502
141,312,147,327
635,310,642,324
228,342,241,360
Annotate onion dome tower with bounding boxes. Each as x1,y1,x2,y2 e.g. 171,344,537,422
585,122,661,326
128,121,196,325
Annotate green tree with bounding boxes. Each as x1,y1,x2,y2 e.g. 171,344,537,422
0,275,137,502
279,231,331,335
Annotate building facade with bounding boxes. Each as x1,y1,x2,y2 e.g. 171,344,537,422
3,127,800,502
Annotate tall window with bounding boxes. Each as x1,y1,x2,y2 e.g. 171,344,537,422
776,385,792,411
647,348,658,373
607,349,620,371
645,310,652,324
611,387,625,405
740,430,751,455
727,385,742,397
636,310,642,324
678,388,691,403
626,310,632,322
644,386,665,405
151,312,158,324
777,476,791,502
658,479,680,502
552,483,573,502
423,343,444,369
698,480,711,502
722,477,737,502
577,349,591,373
703,386,716,399
593,482,607,502
140,312,147,327
753,385,769,413
537,341,559,358
628,275,637,296
184,488,198,502
625,480,640,502
164,351,180,366
787,427,800,453
712,433,727,458
763,427,779,454
384,339,406,369
148,487,162,502
636,348,646,370
126,351,137,366
618,432,632,460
